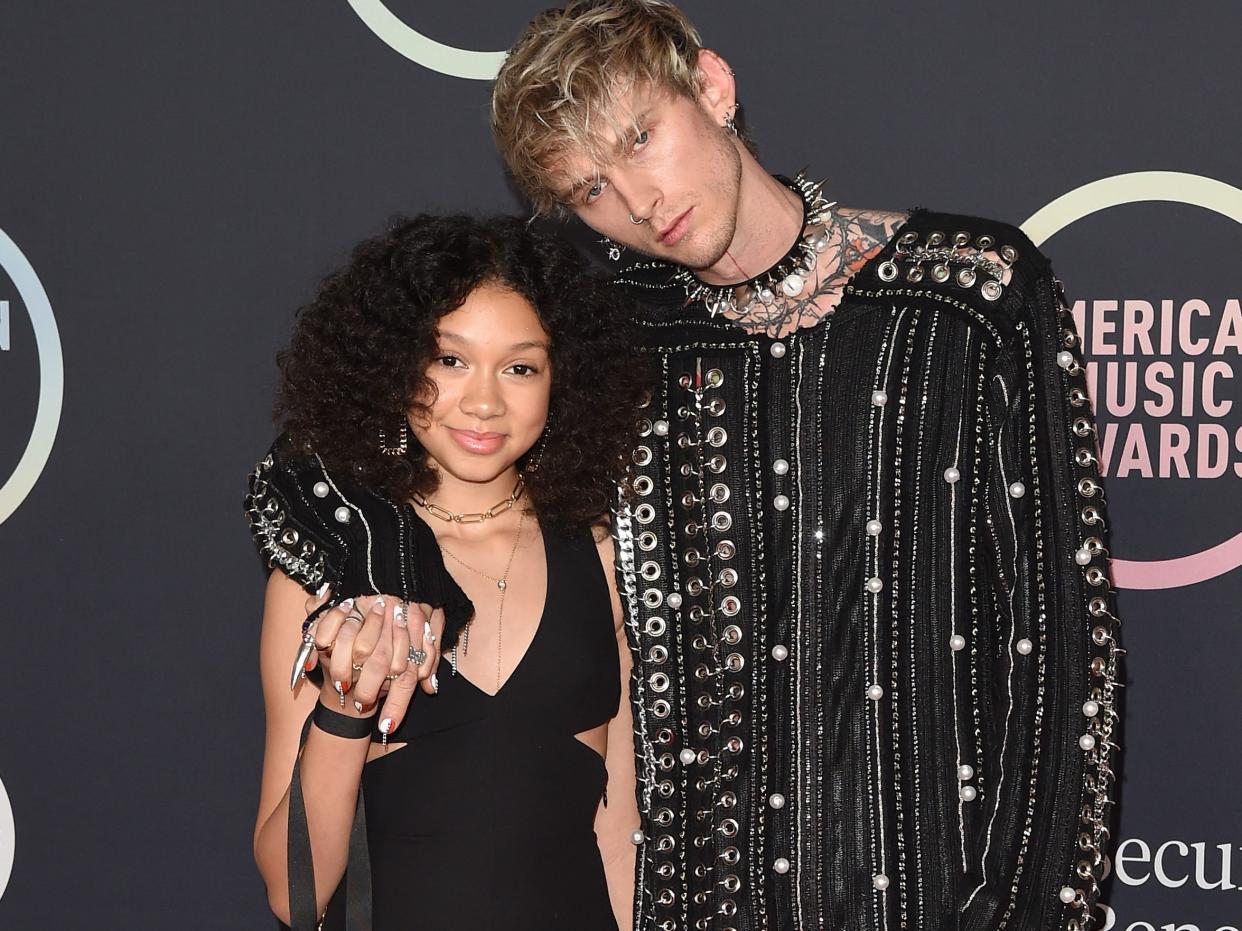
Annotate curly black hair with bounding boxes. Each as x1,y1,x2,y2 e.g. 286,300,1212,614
275,214,651,530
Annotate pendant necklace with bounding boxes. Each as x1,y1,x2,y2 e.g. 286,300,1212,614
440,509,528,691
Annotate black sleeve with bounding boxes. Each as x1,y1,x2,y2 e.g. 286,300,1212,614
243,433,474,651
959,270,1121,931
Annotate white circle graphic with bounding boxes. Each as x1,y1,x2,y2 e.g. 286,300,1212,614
0,772,13,899
1022,170,1242,247
0,226,64,527
1022,171,1242,590
345,0,508,80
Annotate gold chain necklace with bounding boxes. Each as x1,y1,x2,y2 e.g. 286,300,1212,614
441,510,527,692
413,476,525,524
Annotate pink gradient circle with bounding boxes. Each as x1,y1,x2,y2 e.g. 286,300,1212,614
1023,172,1242,590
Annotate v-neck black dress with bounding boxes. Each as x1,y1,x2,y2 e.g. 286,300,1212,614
321,527,622,931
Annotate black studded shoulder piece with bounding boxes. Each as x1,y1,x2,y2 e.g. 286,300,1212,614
243,433,474,650
856,209,1053,338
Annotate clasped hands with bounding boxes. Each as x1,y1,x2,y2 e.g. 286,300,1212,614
299,591,444,736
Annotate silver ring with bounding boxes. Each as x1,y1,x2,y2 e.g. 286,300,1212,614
408,646,428,667
629,213,647,225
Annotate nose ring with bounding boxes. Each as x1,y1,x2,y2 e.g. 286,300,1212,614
629,213,647,225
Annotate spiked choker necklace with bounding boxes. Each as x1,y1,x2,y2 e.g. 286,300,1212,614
671,172,836,317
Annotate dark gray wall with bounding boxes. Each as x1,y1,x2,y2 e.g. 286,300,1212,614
1,3,1239,928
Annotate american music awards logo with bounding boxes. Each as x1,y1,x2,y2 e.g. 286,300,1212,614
0,226,63,528
0,772,11,900
1023,172,1242,591
0,224,61,897
344,0,507,80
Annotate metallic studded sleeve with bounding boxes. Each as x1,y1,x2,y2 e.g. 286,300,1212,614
956,269,1121,931
243,433,475,649
244,434,351,594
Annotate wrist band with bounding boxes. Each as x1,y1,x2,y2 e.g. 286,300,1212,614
311,701,374,740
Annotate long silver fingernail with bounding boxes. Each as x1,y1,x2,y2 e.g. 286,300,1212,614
374,595,386,608
334,680,345,707
424,620,434,643
315,582,329,598
394,603,408,628
431,674,439,693
339,598,354,611
354,700,364,714
291,639,315,690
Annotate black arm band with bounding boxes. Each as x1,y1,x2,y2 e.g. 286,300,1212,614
311,701,375,740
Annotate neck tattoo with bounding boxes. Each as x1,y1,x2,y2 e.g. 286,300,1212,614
667,173,906,338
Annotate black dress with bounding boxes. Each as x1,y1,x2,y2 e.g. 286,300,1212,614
245,437,621,931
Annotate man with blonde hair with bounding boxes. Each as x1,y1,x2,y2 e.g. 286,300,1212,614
493,3,1121,929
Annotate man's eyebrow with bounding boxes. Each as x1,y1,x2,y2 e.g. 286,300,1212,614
560,171,602,202
615,110,652,153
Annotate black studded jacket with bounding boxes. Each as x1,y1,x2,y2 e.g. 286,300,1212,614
610,210,1121,931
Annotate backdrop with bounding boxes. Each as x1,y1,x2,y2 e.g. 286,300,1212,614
1,3,1239,929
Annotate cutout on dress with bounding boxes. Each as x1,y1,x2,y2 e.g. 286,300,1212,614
366,741,408,763
573,723,608,764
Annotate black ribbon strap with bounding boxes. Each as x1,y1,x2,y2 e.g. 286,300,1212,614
312,703,375,740
287,710,374,930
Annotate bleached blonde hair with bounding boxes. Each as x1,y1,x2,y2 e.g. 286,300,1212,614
491,0,704,215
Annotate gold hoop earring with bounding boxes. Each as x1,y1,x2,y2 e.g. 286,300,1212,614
523,414,554,474
378,419,409,456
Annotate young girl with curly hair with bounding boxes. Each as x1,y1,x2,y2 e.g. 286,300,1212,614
245,214,651,930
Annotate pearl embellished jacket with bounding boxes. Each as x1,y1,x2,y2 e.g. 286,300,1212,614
610,211,1121,931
